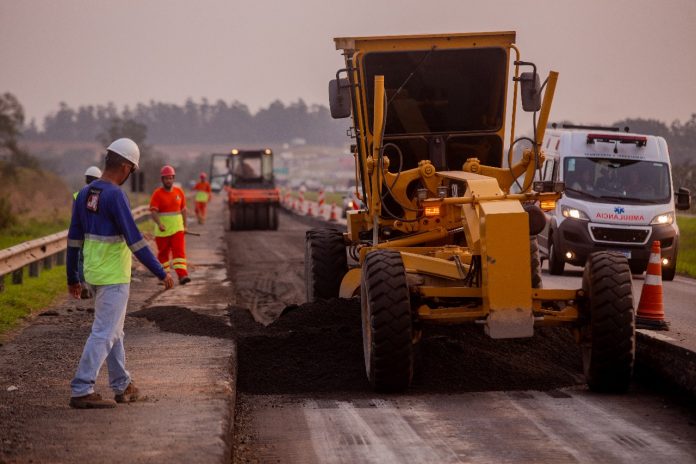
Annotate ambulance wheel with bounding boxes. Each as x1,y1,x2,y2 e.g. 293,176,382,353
305,228,347,301
548,241,565,275
579,251,635,393
530,236,542,289
361,250,413,392
662,266,676,281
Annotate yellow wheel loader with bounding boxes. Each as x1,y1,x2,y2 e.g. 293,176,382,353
305,32,635,393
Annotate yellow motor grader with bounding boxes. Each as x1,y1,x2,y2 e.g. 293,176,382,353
305,32,635,393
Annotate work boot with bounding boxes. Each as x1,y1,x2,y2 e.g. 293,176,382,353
80,286,93,299
69,392,117,409
114,383,140,403
179,276,191,285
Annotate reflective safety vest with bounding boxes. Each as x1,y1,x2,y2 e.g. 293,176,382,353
154,211,185,237
195,190,210,202
77,234,133,284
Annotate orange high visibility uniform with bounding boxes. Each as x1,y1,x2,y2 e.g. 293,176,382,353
149,186,188,278
193,181,212,220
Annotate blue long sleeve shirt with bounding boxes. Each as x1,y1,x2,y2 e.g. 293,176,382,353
67,180,166,285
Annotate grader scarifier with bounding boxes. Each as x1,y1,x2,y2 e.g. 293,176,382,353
305,32,635,393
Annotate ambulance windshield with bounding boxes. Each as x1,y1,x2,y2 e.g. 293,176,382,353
564,158,671,204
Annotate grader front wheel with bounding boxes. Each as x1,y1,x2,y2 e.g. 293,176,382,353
580,251,635,393
361,250,413,392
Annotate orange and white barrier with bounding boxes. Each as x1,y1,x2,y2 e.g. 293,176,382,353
318,189,325,216
329,202,338,222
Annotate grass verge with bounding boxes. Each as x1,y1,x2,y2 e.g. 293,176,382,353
677,215,696,278
0,264,67,335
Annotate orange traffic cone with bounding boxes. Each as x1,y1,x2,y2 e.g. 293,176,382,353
635,240,669,330
306,203,314,217
328,202,338,222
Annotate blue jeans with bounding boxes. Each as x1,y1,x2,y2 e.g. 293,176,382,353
70,283,132,397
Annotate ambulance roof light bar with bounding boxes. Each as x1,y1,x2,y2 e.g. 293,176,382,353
586,133,647,147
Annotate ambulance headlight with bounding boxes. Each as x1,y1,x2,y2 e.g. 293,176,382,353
650,212,674,225
561,206,589,221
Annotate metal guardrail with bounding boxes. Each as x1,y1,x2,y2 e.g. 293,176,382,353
0,205,150,291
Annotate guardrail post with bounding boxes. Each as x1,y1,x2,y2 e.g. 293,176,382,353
0,274,5,293
12,268,23,284
43,255,53,270
56,250,66,266
29,261,40,278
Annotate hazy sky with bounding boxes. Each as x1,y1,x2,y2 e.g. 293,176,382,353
2,0,695,129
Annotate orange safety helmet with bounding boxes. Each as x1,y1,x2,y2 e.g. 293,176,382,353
199,172,207,179
160,165,176,177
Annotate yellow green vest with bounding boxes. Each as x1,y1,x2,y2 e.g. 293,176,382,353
195,190,210,202
83,234,132,285
154,212,184,237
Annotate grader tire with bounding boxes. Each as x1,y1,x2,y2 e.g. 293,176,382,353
361,250,413,392
580,251,635,393
530,236,542,289
548,240,565,275
304,228,347,301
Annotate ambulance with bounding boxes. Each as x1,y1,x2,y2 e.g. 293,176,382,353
538,124,691,280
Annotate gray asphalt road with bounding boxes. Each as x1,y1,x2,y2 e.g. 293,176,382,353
232,212,696,463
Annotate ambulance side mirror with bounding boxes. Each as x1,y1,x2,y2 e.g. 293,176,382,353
675,187,691,210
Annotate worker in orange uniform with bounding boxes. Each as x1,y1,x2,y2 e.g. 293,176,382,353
193,172,212,224
149,165,191,285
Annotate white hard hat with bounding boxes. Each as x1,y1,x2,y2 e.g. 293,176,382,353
107,138,140,169
84,166,102,178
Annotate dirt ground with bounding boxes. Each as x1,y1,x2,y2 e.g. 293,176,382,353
0,205,236,464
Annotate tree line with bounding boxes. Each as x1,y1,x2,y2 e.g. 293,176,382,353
22,98,348,146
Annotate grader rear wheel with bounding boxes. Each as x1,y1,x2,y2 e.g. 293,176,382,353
580,251,635,393
304,228,347,302
361,250,413,392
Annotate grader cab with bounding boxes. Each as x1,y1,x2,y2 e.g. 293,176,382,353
305,32,636,393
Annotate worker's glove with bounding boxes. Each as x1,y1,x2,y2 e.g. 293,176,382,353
158,224,166,232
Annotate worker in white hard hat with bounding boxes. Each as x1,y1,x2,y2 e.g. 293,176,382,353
66,138,174,409
72,165,103,299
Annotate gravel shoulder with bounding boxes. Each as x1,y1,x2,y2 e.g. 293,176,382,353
0,200,236,464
